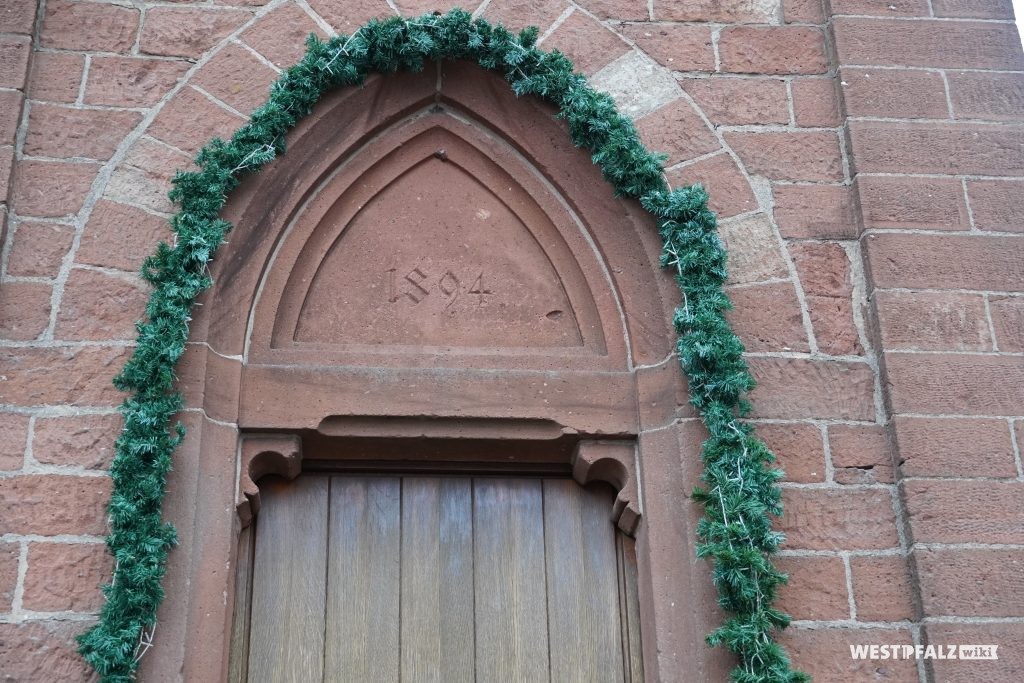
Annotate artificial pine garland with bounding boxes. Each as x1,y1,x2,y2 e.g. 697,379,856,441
76,10,807,682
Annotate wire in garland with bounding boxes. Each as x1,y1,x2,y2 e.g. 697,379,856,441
76,10,808,683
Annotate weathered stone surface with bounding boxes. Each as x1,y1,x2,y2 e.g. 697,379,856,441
990,295,1024,352
148,87,246,156
635,98,719,165
967,179,1024,233
85,56,190,108
542,10,629,74
885,352,1024,416
777,628,917,683
917,548,1024,617
775,555,850,620
141,7,251,59
755,422,825,483
719,26,828,75
682,77,789,126
22,542,112,612
773,184,858,239
840,66,949,119
0,621,94,681
77,200,172,272
40,0,139,53
748,357,876,420
12,160,100,218
717,213,788,284
0,346,130,406
55,269,149,341
857,175,968,231
874,291,991,351
791,76,840,127
894,416,1018,478
829,424,893,484
244,2,332,67
926,623,1024,683
656,0,781,23
27,53,84,104
0,0,36,34
619,23,715,73
0,413,28,471
192,43,279,116
25,104,141,161
0,475,111,535
0,282,52,341
589,51,679,119
105,137,193,214
850,555,915,622
0,35,29,89
779,488,899,550
479,0,566,34
865,233,1024,292
0,541,17,610
33,414,122,470
726,282,810,352
949,71,1024,122
726,130,844,181
905,480,1024,544
0,90,22,145
667,152,758,218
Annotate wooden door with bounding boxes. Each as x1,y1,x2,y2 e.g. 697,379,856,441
233,475,643,682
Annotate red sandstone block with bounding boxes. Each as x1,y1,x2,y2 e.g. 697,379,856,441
192,43,279,116
839,67,948,119
0,542,16,611
0,622,94,681
933,0,1016,19
0,413,29,471
656,0,777,22
85,57,190,108
22,542,112,612
778,627,917,682
0,34,30,89
78,200,171,272
0,346,130,406
917,548,1024,617
0,474,111,535
773,185,859,240
0,145,12,197
635,99,719,166
0,282,52,342
789,242,852,298
666,153,757,218
791,77,840,127
726,130,843,181
948,71,1024,122
54,269,149,342
926,623,1024,683
775,555,850,620
833,17,1024,70
874,291,991,352
727,282,810,353
25,104,141,161
681,77,789,126
0,0,37,34
6,245,63,296
0,90,23,145
782,0,825,23
305,0,391,34
905,480,1024,544
967,179,1024,233
574,0,647,20
748,357,876,420
807,292,863,356
989,295,1024,352
148,87,246,157
848,121,1024,176
856,176,967,232
780,488,899,550
619,23,715,73
885,352,1024,416
865,233,1024,292
542,11,629,75
12,160,99,218
894,416,1018,478
755,422,826,483
393,0,465,16
141,7,251,59
718,213,790,284
829,424,894,484
33,414,122,470
850,555,915,622
719,26,828,75
28,53,84,104
40,0,139,53
831,0,928,15
105,137,193,214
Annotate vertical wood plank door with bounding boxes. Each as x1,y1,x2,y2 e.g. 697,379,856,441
240,476,643,682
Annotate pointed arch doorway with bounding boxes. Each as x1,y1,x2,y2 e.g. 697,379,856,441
150,61,729,682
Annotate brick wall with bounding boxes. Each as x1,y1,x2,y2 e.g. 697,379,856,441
0,0,1021,680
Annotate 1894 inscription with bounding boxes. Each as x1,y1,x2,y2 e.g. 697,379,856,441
386,265,493,308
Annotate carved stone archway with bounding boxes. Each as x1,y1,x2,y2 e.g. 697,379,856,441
143,62,729,682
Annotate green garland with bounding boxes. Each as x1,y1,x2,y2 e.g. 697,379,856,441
76,10,807,683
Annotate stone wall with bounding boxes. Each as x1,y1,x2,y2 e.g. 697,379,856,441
0,0,1021,680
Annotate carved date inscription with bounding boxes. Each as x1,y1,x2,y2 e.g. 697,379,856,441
386,265,492,309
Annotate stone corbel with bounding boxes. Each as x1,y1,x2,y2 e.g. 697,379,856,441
236,434,303,528
571,440,641,536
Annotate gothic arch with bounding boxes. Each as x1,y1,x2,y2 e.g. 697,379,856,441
145,62,730,681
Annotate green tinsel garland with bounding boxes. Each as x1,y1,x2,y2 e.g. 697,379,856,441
76,10,807,683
